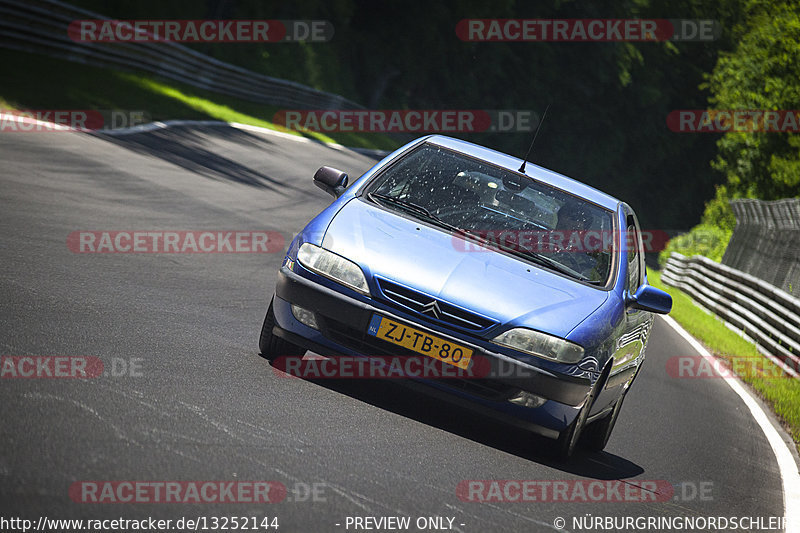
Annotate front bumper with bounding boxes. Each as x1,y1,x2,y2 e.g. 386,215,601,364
273,265,594,438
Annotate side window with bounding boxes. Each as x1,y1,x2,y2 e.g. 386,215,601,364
626,214,642,293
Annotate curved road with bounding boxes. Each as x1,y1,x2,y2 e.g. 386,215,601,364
0,125,790,532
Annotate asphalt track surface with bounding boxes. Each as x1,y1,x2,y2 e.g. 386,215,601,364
0,125,791,532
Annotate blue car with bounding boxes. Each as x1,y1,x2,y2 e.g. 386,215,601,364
260,135,672,458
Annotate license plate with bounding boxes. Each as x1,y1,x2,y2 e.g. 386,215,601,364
367,315,473,370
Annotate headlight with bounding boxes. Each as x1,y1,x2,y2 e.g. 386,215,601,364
297,243,370,295
492,328,584,363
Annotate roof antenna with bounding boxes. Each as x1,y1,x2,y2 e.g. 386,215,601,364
518,103,551,174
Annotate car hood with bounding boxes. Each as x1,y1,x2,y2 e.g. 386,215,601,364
321,199,609,338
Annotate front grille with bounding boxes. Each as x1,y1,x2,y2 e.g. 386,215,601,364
377,279,496,332
319,317,515,402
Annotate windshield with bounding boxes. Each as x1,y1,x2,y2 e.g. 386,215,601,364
363,143,616,284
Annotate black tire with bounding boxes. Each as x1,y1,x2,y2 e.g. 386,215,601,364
556,388,595,460
259,298,306,361
556,361,613,459
582,394,625,452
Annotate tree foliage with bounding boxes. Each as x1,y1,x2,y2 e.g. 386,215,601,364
69,0,798,233
704,0,800,201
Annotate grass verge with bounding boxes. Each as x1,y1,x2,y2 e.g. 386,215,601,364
0,49,399,151
649,267,800,451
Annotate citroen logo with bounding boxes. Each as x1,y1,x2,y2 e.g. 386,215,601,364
421,300,442,320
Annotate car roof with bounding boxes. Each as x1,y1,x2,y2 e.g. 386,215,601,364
423,135,621,211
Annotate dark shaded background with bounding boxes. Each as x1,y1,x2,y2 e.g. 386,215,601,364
68,0,749,230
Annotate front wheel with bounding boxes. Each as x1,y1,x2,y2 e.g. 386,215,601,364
556,387,596,460
582,394,625,452
259,298,306,361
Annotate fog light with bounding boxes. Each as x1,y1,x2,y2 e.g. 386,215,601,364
508,391,547,408
291,304,319,330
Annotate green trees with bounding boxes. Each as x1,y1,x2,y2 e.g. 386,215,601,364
66,0,799,236
669,0,800,262
705,0,800,201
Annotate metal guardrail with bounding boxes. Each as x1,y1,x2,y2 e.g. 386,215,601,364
0,0,363,110
662,252,800,379
723,198,800,295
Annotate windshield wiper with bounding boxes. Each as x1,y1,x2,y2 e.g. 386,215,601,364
367,193,464,233
460,231,591,282
518,250,591,281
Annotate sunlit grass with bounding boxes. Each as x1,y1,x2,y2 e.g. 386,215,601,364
0,49,398,151
119,75,337,142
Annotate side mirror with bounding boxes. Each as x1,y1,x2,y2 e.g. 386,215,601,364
627,285,672,314
313,166,349,198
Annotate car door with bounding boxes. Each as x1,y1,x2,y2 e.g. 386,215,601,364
608,206,652,388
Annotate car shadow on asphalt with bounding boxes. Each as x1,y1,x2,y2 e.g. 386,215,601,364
267,359,645,480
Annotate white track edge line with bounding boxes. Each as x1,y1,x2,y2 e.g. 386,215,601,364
661,314,800,532
0,114,391,157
